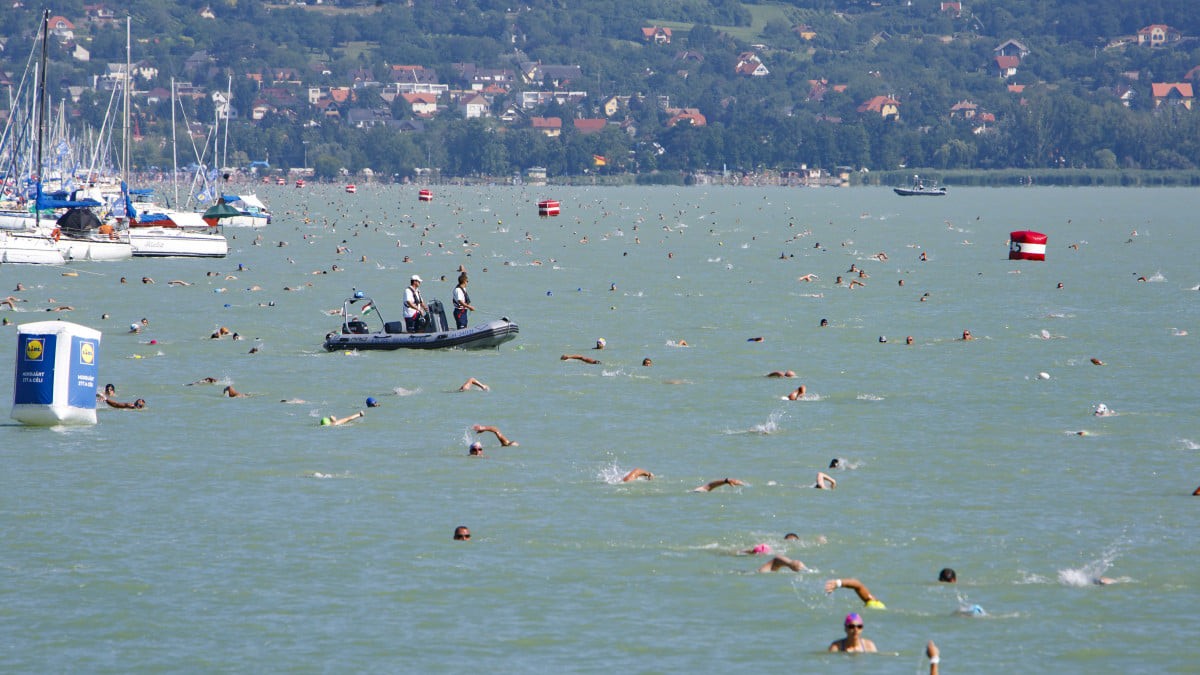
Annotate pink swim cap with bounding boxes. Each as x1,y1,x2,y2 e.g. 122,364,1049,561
751,543,771,555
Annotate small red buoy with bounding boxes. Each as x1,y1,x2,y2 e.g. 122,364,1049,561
345,184,357,194
538,199,560,217
418,189,433,202
1009,230,1047,261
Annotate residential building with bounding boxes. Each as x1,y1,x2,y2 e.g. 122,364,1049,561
1150,82,1193,109
1136,24,1181,47
857,95,901,119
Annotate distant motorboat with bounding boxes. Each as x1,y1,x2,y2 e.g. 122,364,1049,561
894,174,946,196
323,294,519,351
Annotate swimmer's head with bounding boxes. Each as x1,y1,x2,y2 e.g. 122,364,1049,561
938,567,957,583
820,318,828,327
595,338,606,349
751,543,771,555
469,441,483,455
844,613,863,628
366,397,379,408
784,533,800,540
320,417,332,426
829,458,842,469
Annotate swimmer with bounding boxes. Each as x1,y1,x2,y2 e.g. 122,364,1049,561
223,386,248,398
468,441,485,456
813,471,837,489
642,358,653,367
787,385,807,400
1093,403,1114,416
1193,486,1200,496
767,370,796,378
320,411,365,426
186,377,219,386
561,354,601,364
453,526,471,541
141,276,155,284
1090,358,1105,366
797,273,818,282
365,397,380,408
167,280,192,286
784,533,800,541
927,641,940,674
621,468,654,482
747,336,764,342
824,577,886,609
906,336,914,345
757,556,805,573
960,329,974,340
743,543,772,555
473,424,518,446
828,613,876,653
594,338,606,349
693,477,746,492
938,568,957,583
103,397,146,410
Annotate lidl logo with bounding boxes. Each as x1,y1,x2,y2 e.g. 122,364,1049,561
80,341,95,365
24,338,44,362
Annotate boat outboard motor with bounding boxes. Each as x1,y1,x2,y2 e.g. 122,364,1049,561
426,300,448,332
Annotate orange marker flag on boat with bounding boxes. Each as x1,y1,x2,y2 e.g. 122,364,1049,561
592,154,607,167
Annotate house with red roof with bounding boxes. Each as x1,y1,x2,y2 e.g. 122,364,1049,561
1137,25,1181,47
995,55,1020,78
1151,82,1193,109
664,108,707,127
642,27,672,45
949,100,978,119
403,93,439,117
857,95,900,119
572,118,607,134
735,53,769,77
531,117,563,137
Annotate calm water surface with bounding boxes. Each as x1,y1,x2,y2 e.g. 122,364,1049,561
2,185,1197,672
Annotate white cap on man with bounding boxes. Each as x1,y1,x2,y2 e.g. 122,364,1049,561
411,275,422,283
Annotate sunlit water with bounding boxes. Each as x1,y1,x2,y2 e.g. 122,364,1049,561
2,185,1197,672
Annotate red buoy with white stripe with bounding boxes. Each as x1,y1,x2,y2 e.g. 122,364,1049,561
538,199,560,217
418,189,433,202
1009,230,1047,261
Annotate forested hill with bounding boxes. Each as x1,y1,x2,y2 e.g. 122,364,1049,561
2,0,1198,179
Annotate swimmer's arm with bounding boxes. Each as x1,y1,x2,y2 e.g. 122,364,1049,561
825,577,874,604
927,641,939,675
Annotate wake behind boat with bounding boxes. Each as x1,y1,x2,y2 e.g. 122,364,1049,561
323,292,518,351
893,174,947,196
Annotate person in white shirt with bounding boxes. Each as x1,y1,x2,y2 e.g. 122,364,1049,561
404,274,427,332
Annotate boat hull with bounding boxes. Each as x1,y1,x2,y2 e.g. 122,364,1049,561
893,187,946,196
129,228,229,257
57,236,133,261
323,319,519,351
1,230,65,264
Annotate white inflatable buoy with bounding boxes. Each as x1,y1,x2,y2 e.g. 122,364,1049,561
11,321,102,425
1038,372,1050,380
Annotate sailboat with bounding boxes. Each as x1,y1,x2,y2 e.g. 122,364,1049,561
115,20,226,257
0,11,64,264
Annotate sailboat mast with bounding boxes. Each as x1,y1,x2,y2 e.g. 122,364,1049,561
123,16,130,189
35,9,48,229
221,74,231,174
171,78,178,207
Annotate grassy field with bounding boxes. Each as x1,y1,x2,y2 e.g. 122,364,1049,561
648,2,798,43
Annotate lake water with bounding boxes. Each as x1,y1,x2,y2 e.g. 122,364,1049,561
2,185,1197,672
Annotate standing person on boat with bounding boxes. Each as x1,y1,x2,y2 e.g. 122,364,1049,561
452,273,475,329
404,275,428,333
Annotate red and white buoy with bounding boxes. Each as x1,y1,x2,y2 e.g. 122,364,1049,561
295,178,305,188
1009,230,1047,261
345,184,357,194
418,189,433,202
538,199,560,217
